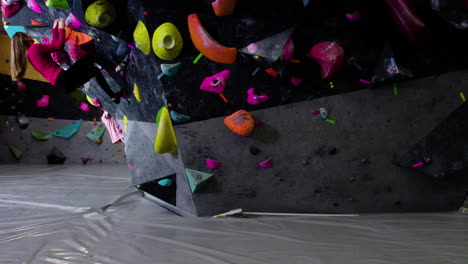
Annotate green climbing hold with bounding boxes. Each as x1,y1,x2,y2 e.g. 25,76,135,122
31,129,51,141
154,107,178,154
45,0,69,9
51,120,82,139
86,125,106,144
8,144,23,160
85,0,116,28
185,168,213,193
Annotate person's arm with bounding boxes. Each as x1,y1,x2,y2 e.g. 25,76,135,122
33,19,65,54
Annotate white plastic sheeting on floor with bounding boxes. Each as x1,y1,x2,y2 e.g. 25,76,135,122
0,164,467,263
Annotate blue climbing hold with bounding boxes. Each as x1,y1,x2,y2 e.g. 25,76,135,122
158,178,173,187
170,110,191,123
51,120,82,139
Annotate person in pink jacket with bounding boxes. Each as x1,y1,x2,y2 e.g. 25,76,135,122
10,18,121,103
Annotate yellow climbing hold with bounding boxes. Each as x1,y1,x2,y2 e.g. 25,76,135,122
154,107,178,154
133,21,151,55
133,83,141,102
152,22,183,61
86,95,97,106
123,115,128,132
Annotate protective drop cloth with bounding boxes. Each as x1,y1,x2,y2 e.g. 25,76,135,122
0,164,467,263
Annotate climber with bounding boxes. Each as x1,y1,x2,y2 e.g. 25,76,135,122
10,18,121,103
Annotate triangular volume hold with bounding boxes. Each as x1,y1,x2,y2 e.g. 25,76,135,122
185,168,213,192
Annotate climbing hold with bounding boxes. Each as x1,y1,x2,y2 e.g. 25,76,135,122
251,67,260,76
325,119,336,124
246,88,270,105
45,0,69,9
51,120,82,139
1,0,23,18
200,70,231,93
158,178,173,187
65,12,82,30
161,62,182,77
116,40,129,56
359,79,371,85
123,115,128,132
48,117,54,121
8,144,22,160
152,22,183,60
412,162,424,168
4,25,26,38
319,108,328,119
460,92,466,102
27,0,41,13
79,102,90,112
265,68,279,78
205,158,222,170
192,53,204,64
87,125,106,144
36,95,50,107
154,107,178,154
308,42,345,79
31,19,44,25
143,10,148,16
133,84,141,102
349,177,356,182
185,168,213,193
303,0,310,6
64,27,94,45
247,43,260,54
188,13,237,64
277,177,284,182
212,0,237,16
16,114,29,129
283,38,294,61
170,110,191,123
224,110,255,136
345,12,361,21
239,28,293,61
250,146,260,155
47,147,66,164
290,76,304,86
259,158,273,168
85,0,116,28
116,148,122,152
81,157,89,164
328,147,337,155
133,21,151,55
31,129,50,140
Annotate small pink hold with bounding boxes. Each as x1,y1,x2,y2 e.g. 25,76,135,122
128,163,133,168
27,0,42,13
89,158,94,161
83,120,88,123
247,43,260,54
72,121,76,124
36,95,50,107
290,76,304,86
93,122,98,126
277,177,284,182
205,158,222,170
200,70,231,93
65,12,82,29
359,79,371,85
259,158,273,168
247,88,270,105
412,162,424,168
80,102,90,112
254,120,264,126
311,110,319,115
283,38,294,61
127,44,136,49
92,97,102,107
345,12,361,22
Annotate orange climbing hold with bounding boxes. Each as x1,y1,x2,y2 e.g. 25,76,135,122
265,68,279,78
64,27,94,45
224,110,255,136
188,13,237,64
31,19,44,25
212,0,237,16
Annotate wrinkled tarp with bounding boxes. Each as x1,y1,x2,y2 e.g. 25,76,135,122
0,164,467,264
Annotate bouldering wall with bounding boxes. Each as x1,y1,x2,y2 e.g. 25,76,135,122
0,115,127,164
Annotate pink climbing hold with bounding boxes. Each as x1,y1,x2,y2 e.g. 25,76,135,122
311,110,319,115
290,76,304,86
412,162,424,168
65,12,82,30
16,80,27,92
283,38,294,61
247,43,260,54
36,95,50,107
79,102,90,112
308,42,345,79
92,97,102,107
259,158,273,168
345,12,361,21
254,120,264,126
128,163,133,168
205,158,222,170
247,88,270,105
27,0,42,13
1,0,23,18
200,70,231,93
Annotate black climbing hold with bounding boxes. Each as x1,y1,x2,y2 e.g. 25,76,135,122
328,147,337,155
81,157,89,164
249,146,260,155
47,147,67,164
16,114,29,129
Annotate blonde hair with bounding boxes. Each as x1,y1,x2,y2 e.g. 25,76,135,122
10,32,31,81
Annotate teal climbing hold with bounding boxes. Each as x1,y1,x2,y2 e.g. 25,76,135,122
8,144,22,160
51,120,82,139
185,168,213,193
4,25,26,38
158,179,173,187
86,125,106,144
31,129,51,141
170,110,191,123
161,62,182,77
